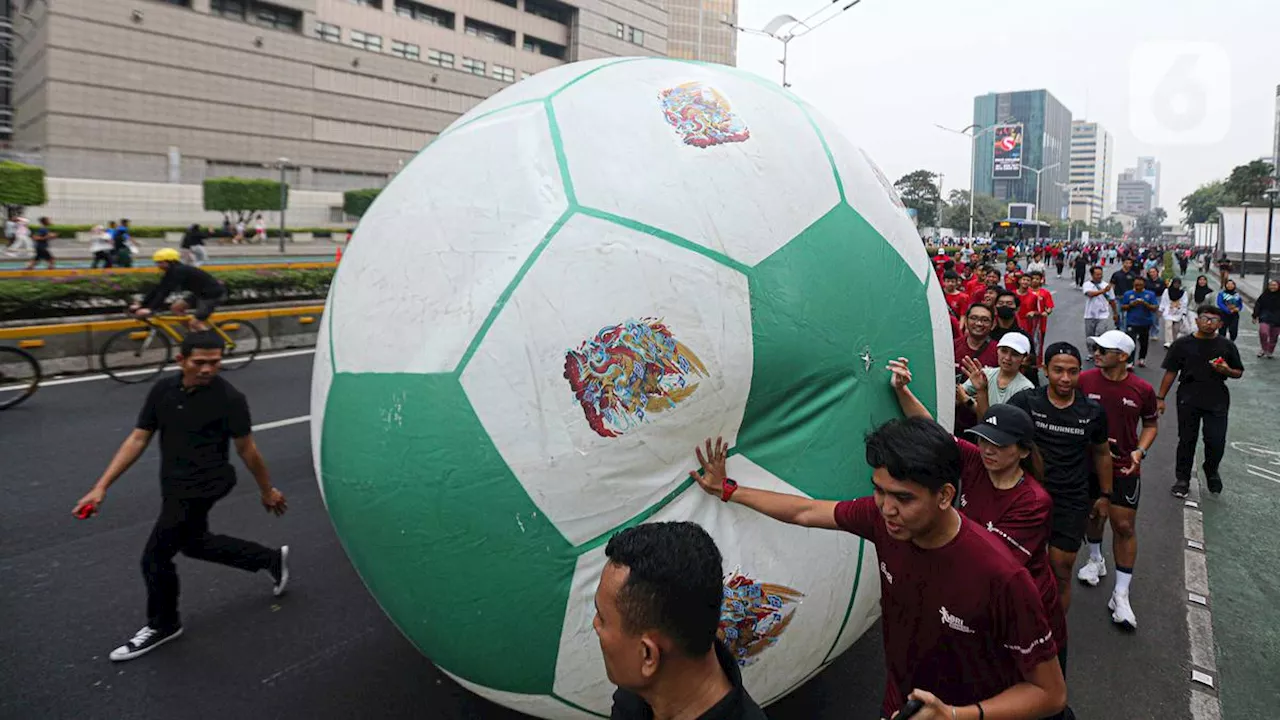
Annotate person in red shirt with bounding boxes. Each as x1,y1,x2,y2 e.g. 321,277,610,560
1014,274,1038,330
969,269,1001,308
1003,259,1023,292
889,362,1070,687
1026,271,1055,366
1076,330,1160,630
953,303,1001,432
943,271,970,319
964,267,991,298
688,428,1066,720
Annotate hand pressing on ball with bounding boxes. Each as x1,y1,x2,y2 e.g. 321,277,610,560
690,436,728,497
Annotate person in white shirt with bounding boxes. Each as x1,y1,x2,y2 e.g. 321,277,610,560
957,332,1036,417
1158,277,1190,347
1082,265,1118,340
6,217,33,256
89,224,115,268
1026,253,1048,276
253,215,267,244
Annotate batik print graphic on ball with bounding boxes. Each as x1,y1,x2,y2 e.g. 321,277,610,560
311,57,953,719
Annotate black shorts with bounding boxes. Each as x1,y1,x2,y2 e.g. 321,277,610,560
1049,500,1090,553
34,244,53,261
184,292,224,321
1089,473,1141,510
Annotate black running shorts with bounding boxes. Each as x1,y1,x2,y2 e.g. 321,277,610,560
1089,472,1141,511
1049,499,1090,552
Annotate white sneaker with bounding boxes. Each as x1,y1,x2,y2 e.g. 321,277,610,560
271,545,290,597
1109,591,1138,630
1077,557,1107,587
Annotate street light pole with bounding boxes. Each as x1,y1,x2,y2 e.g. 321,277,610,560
725,0,864,88
1021,161,1060,246
935,117,1015,238
277,157,289,254
1264,187,1277,288
1241,201,1251,278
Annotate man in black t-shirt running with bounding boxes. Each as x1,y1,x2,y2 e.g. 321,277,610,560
1008,342,1113,616
73,333,290,662
1158,305,1245,497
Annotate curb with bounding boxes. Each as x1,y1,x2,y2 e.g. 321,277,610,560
0,260,337,279
1183,475,1222,720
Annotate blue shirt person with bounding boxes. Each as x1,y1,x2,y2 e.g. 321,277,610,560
1121,280,1160,328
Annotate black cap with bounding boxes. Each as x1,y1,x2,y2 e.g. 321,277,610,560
965,404,1035,447
1044,341,1082,363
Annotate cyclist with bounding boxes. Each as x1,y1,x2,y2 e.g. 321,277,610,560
132,249,226,331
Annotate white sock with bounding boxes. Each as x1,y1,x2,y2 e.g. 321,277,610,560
1089,541,1103,563
1115,569,1133,595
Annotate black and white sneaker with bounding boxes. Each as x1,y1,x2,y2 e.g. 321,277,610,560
271,545,290,597
109,624,184,662
1170,483,1189,499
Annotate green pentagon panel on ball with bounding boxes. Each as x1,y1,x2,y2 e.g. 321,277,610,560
311,57,951,719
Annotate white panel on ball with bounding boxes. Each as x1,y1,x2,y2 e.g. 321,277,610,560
311,297,334,505
455,57,628,127
439,669,600,720
552,455,862,714
328,103,568,375
552,60,841,268
459,212,754,546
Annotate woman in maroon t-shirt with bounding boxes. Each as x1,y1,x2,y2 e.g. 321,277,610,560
889,358,1069,674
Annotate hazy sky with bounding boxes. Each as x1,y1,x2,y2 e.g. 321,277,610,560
733,0,1277,221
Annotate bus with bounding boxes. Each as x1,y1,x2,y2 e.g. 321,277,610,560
991,218,1052,246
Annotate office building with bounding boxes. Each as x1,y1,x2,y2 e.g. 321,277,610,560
973,88,1073,222
1068,120,1112,227
1,0,12,142
1116,169,1153,216
664,0,735,65
9,0,668,224
1135,155,1161,208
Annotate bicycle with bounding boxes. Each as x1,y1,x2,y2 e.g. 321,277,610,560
0,345,41,410
99,313,262,384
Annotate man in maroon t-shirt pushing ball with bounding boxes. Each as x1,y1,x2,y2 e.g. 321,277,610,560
688,424,1066,720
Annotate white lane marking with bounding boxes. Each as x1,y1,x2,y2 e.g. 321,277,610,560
1184,472,1222,720
253,415,310,432
1246,466,1280,485
0,348,316,392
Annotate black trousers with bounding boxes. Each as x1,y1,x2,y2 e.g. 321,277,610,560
142,491,275,629
91,250,114,268
1073,267,1086,286
1126,324,1151,360
1174,401,1228,488
1218,313,1239,341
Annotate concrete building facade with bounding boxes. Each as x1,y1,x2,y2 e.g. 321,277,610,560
1116,169,1153,216
8,0,667,224
1068,120,1112,227
1,0,12,142
663,0,735,66
973,88,1073,222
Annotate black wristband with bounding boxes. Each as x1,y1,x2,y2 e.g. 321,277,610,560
977,702,985,720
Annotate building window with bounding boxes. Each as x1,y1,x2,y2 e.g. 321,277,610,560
427,49,455,68
492,64,515,82
349,0,382,7
628,26,643,45
315,21,342,42
522,35,565,59
613,21,624,38
253,2,301,31
492,0,517,7
520,70,532,80
461,57,486,76
524,0,571,24
464,18,515,46
350,30,383,52
210,0,247,19
390,40,420,59
395,0,455,28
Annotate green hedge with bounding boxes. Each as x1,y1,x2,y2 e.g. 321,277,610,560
0,161,47,208
0,267,335,321
203,177,288,213
45,225,348,239
343,188,381,218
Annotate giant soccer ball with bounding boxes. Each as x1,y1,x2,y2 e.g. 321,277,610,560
311,57,952,718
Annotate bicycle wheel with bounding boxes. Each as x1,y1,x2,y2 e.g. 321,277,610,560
100,326,172,383
216,319,261,371
0,346,41,410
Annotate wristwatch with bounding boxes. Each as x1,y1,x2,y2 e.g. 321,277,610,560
1138,448,1148,459
721,478,739,503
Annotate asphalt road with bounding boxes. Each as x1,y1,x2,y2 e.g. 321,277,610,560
0,268,1203,720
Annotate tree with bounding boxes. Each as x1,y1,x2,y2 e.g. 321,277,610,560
1179,180,1233,226
203,177,288,224
343,188,382,218
940,189,1005,235
1134,208,1168,241
893,170,941,228
1096,216,1124,238
0,161,46,216
1222,159,1275,205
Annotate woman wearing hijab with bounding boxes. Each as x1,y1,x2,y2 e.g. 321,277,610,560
1159,278,1189,347
1252,279,1280,358
1192,275,1212,305
1215,279,1244,341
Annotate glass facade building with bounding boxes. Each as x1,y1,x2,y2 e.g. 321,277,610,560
664,0,736,65
973,89,1073,221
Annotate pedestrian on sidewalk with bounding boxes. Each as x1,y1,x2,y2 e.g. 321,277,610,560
1178,250,1190,276
1159,278,1190,347
1082,266,1118,342
72,332,291,662
112,219,134,268
24,216,57,271
6,216,32,257
90,224,115,268
1158,306,1245,497
1252,279,1280,359
1192,275,1212,307
180,223,209,267
2,213,16,253
1215,280,1243,341
1121,278,1159,367
1073,253,1088,287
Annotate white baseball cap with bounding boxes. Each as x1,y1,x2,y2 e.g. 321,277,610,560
997,332,1031,355
1088,329,1136,356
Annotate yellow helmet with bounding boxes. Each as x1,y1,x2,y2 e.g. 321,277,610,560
152,248,182,263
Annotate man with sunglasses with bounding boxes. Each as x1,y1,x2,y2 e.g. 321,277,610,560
1158,306,1244,497
1076,331,1159,630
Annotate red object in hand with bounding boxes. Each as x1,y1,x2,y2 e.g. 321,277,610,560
75,502,97,520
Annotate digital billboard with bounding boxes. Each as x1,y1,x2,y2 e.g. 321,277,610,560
992,124,1023,179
